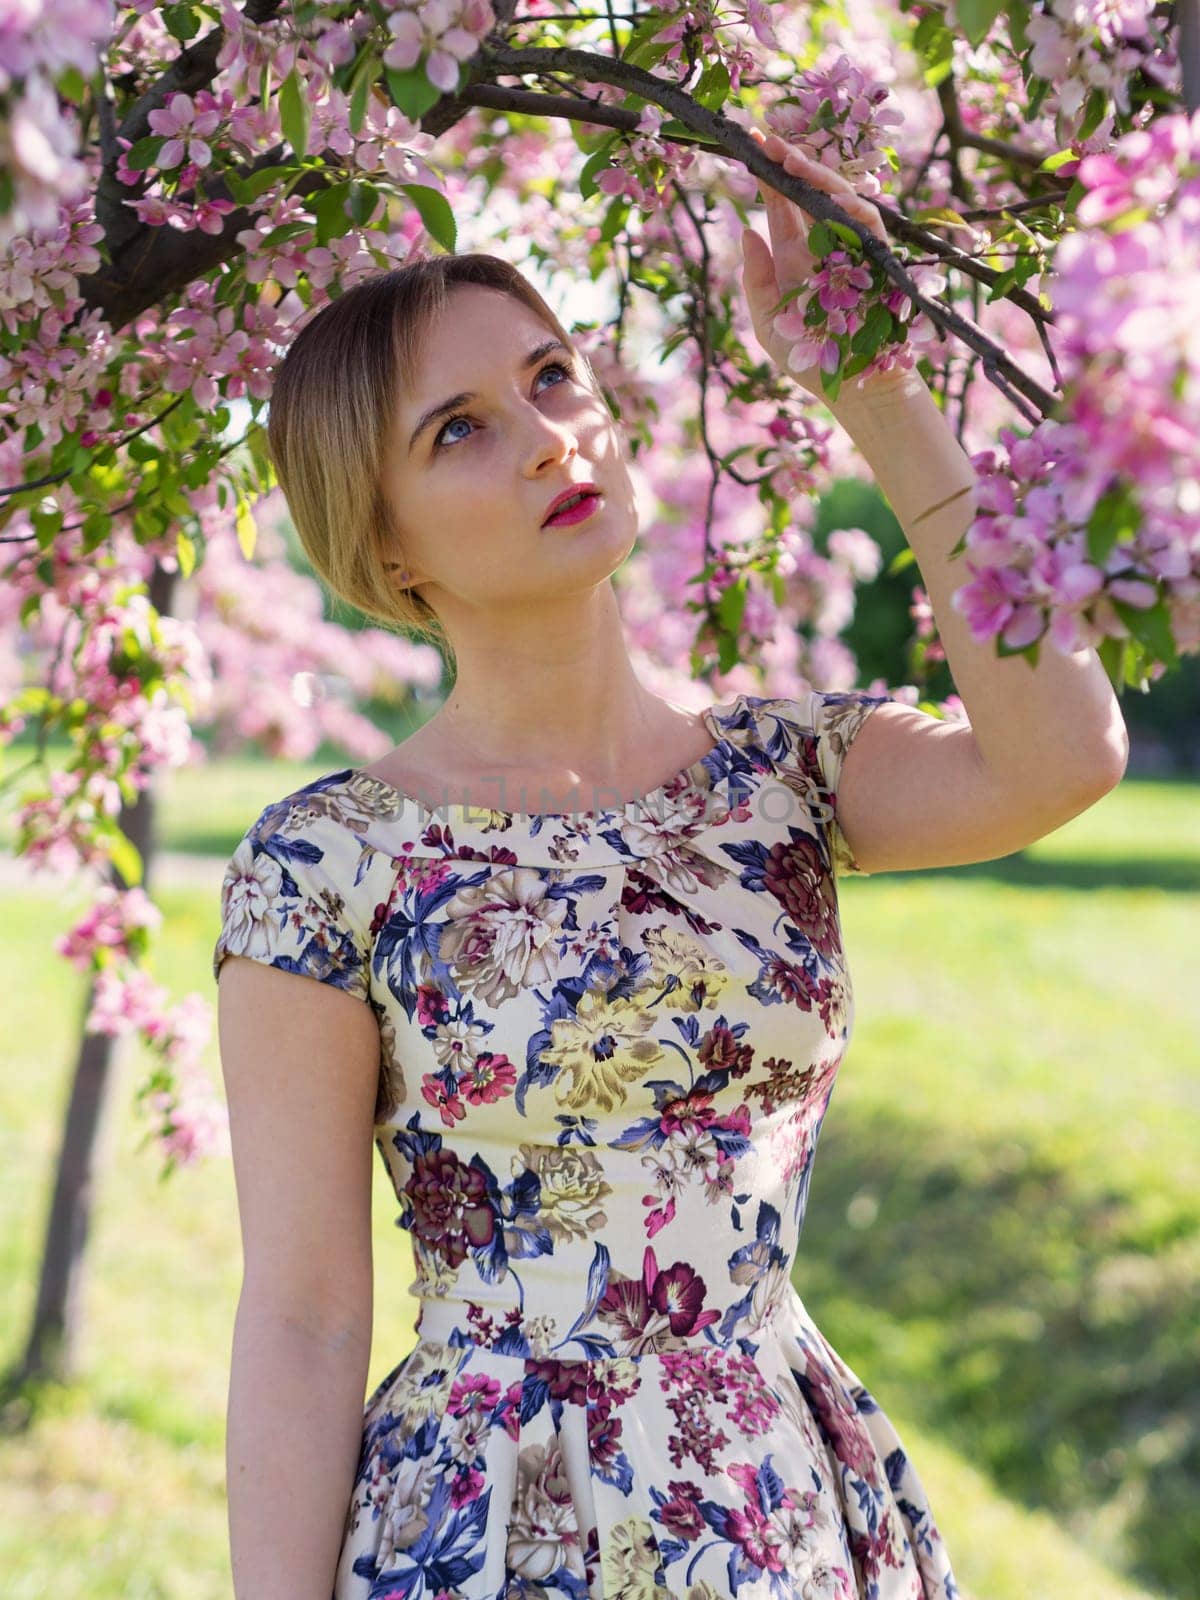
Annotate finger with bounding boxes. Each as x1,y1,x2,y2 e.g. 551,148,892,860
740,226,776,291
760,183,805,236
780,146,857,201
740,227,783,321
776,150,887,244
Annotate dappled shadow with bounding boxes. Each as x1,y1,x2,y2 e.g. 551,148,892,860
796,1110,1199,1596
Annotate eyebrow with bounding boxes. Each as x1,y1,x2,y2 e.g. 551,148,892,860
407,338,572,454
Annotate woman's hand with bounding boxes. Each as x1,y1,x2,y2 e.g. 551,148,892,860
739,127,892,405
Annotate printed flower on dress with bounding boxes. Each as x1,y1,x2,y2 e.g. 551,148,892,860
407,1144,496,1268
215,837,283,961
656,1480,707,1540
514,1142,612,1242
599,1513,665,1600
507,1438,588,1584
642,923,730,1010
762,831,842,961
438,866,568,1004
542,986,665,1112
594,1243,721,1355
793,1342,881,1480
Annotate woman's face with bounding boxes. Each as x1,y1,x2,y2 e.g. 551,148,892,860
380,284,639,623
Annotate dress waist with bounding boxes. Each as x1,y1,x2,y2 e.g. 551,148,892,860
412,1270,792,1363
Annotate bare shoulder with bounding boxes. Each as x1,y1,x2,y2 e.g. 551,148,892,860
836,701,1125,875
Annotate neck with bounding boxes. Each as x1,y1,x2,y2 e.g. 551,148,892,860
432,587,666,774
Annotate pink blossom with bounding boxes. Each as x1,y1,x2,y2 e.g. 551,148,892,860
148,91,222,170
383,0,495,93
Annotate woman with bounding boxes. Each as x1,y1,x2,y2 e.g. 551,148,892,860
213,131,1126,1600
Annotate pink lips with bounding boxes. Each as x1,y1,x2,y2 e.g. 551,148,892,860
543,491,603,527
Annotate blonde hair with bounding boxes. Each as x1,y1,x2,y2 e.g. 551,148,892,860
266,253,602,672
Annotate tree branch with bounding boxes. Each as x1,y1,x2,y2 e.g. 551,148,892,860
475,45,1061,420
78,25,1066,421
455,81,1059,337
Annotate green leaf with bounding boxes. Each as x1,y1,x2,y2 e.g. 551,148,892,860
279,68,311,158
175,529,196,579
1111,595,1178,670
385,64,442,123
692,60,730,112
259,219,312,250
224,171,252,207
1096,632,1125,688
656,118,721,149
912,9,954,71
622,13,671,68
102,822,144,889
807,220,835,259
235,497,257,558
399,184,457,252
162,2,201,40
600,196,630,243
82,511,109,554
849,301,894,361
955,0,1006,46
820,364,844,409
911,205,973,228
124,135,166,172
1025,76,1051,123
915,9,953,66
579,136,620,202
985,266,1022,304
57,65,88,104
1079,86,1108,143
1038,146,1081,174
238,163,297,203
717,627,740,675
348,180,381,226
715,577,747,635
310,180,354,245
348,50,379,136
1006,0,1031,53
1086,484,1137,567
31,506,63,546
826,218,866,253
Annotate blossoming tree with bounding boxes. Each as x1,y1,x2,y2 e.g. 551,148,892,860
1,0,1196,1380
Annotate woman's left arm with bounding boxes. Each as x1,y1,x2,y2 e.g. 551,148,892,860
831,368,1128,875
835,364,1131,788
741,130,1128,876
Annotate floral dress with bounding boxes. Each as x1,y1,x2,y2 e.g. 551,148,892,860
212,690,960,1600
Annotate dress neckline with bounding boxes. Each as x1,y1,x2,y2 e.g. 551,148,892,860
347,698,740,824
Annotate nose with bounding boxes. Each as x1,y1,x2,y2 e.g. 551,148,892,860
521,403,578,474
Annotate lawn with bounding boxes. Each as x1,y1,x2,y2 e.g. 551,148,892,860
1,758,1196,1599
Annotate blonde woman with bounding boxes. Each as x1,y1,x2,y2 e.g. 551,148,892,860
214,149,1126,1600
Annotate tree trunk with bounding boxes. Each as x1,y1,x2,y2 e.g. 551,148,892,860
14,559,177,1387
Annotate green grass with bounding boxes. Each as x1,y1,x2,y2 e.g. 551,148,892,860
1,764,1196,1598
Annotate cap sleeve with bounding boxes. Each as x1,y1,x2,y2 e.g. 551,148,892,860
810,688,895,877
212,801,373,1003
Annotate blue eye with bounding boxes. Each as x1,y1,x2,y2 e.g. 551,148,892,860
431,359,575,452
